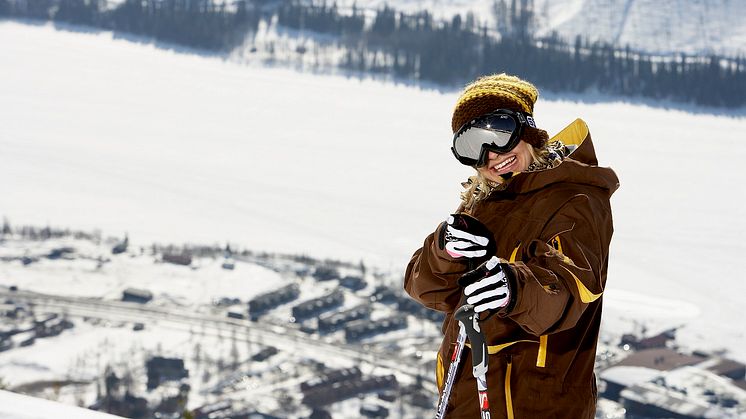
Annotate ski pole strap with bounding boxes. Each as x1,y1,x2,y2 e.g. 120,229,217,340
454,304,488,378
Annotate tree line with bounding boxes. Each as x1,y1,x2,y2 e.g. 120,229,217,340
0,0,260,50
2,0,745,107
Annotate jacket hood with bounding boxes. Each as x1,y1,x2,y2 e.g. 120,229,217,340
504,119,620,197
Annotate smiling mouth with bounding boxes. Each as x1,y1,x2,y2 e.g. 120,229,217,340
491,155,517,173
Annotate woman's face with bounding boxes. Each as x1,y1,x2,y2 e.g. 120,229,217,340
476,140,533,183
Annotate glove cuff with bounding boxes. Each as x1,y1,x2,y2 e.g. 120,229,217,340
497,263,518,316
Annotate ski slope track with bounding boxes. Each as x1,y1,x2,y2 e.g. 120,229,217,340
1,21,746,413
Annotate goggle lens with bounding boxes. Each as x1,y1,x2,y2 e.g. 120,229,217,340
453,114,518,164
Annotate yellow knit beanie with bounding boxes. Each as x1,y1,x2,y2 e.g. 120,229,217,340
451,73,548,148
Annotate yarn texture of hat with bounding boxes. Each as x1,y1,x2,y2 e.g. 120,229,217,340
451,73,549,148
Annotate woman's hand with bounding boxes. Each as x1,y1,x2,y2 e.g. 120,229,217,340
438,213,495,261
458,256,514,314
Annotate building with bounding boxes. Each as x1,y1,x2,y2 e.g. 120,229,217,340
122,288,153,304
345,315,407,342
614,348,706,371
248,284,300,318
291,290,344,320
318,305,371,334
339,275,366,291
702,357,746,381
162,252,192,266
146,356,189,390
619,366,746,418
302,374,398,407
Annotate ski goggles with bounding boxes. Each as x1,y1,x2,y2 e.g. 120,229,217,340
451,109,536,167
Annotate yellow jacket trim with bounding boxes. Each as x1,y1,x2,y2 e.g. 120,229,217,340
505,359,515,419
509,243,521,263
536,335,548,367
561,265,602,303
486,339,536,355
436,352,444,390
553,235,601,303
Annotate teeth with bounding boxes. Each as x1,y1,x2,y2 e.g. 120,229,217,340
493,156,516,171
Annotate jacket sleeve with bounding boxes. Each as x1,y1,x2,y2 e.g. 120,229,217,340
500,192,612,336
404,223,470,313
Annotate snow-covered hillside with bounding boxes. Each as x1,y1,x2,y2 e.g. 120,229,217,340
338,0,746,56
1,20,746,417
534,0,746,56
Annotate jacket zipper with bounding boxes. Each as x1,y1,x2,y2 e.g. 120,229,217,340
505,355,514,419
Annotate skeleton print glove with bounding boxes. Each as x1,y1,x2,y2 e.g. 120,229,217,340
438,214,495,261
458,256,514,314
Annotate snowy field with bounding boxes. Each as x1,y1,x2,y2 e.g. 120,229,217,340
1,17,746,385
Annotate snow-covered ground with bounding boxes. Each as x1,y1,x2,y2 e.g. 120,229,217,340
1,19,746,416
0,389,124,418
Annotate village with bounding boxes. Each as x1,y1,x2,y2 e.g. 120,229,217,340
1,225,745,418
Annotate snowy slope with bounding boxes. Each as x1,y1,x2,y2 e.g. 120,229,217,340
1,19,746,369
338,0,746,56
534,0,746,56
0,390,124,419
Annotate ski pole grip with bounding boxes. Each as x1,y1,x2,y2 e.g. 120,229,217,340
454,304,488,377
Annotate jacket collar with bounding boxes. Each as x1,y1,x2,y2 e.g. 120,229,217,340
502,119,620,197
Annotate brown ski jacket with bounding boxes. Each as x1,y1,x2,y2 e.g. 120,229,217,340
405,120,619,418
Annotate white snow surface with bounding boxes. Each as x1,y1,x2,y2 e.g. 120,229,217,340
0,389,124,418
599,365,662,387
1,17,746,387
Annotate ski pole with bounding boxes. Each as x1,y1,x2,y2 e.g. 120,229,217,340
454,304,490,419
435,253,476,419
434,320,467,419
434,209,490,418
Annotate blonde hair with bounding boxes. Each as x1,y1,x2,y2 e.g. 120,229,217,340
459,144,550,213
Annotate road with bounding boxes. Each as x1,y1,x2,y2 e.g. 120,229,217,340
0,289,436,388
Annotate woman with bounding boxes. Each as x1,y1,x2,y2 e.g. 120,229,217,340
404,73,619,418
